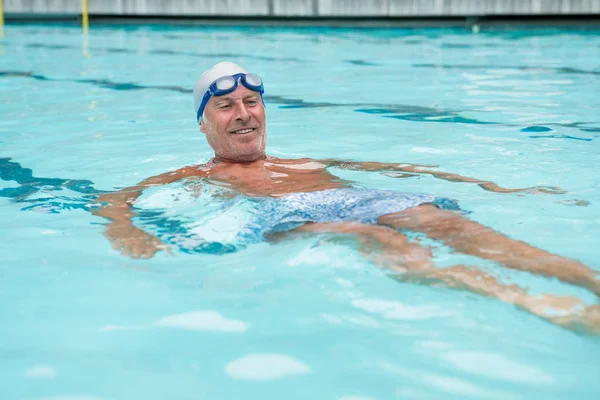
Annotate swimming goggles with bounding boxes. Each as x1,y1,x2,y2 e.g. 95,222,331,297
197,73,264,123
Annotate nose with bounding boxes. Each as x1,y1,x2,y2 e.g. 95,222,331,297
233,100,251,123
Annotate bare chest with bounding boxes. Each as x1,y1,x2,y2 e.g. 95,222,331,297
206,163,347,197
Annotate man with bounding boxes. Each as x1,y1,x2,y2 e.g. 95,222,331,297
93,62,599,333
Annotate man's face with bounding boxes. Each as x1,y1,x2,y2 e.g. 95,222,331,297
200,85,266,162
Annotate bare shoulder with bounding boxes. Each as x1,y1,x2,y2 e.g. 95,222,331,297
142,163,210,186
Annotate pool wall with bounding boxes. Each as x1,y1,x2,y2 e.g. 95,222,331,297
4,0,600,18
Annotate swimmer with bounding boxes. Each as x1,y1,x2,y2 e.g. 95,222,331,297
92,61,600,334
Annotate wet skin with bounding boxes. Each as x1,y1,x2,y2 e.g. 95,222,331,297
91,85,600,334
196,157,349,197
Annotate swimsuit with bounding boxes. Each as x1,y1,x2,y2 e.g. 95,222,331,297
243,187,459,239
158,187,460,253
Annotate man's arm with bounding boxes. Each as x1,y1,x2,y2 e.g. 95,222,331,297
323,159,565,194
91,166,207,258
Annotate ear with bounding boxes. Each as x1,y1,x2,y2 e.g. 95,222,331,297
199,120,206,134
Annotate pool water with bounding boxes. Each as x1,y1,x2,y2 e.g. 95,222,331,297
1,23,600,399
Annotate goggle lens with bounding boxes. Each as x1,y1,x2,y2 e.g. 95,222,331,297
214,76,236,92
244,73,262,87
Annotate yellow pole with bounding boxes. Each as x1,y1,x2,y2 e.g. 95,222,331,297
0,0,5,38
82,0,91,57
82,0,89,35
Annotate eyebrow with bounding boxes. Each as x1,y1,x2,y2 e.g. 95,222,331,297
214,94,259,105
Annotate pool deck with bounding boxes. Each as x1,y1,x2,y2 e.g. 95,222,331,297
3,0,600,19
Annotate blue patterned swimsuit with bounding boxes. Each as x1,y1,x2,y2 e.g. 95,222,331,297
239,187,460,243
153,186,460,254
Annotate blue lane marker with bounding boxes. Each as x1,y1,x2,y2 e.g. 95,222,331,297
521,126,552,133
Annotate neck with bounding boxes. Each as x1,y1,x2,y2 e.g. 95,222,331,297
212,153,268,164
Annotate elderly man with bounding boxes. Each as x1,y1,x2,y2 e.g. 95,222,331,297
94,62,599,333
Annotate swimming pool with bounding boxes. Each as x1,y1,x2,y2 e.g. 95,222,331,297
1,22,599,399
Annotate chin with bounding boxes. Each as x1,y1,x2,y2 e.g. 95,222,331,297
239,139,265,157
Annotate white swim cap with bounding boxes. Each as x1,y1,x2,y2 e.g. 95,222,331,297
193,61,248,123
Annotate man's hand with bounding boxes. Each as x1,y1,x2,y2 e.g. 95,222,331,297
521,186,566,195
476,182,566,194
104,222,172,259
90,166,205,258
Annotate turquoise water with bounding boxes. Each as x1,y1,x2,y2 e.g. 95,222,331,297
1,23,600,399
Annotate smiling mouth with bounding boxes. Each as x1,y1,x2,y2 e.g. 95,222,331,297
231,128,257,135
